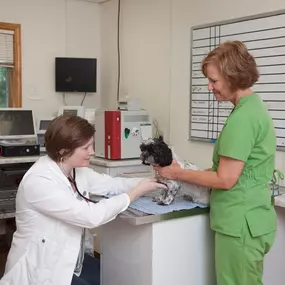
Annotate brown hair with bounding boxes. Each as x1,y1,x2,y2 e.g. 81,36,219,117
201,40,259,91
45,115,95,161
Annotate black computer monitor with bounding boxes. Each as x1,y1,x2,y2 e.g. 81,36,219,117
55,57,97,93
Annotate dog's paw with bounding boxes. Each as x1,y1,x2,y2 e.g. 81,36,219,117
157,195,175,206
152,196,161,203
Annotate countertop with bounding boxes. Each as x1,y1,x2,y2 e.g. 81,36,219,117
89,156,144,167
119,206,209,226
90,190,209,226
0,155,40,164
121,190,285,225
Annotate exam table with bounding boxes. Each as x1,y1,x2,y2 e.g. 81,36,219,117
99,205,214,285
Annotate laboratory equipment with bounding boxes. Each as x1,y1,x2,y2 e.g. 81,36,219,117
95,109,152,160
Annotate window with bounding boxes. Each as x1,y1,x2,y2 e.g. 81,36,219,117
0,67,9,107
0,22,22,107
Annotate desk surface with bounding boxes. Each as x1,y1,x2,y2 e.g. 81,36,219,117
0,156,40,164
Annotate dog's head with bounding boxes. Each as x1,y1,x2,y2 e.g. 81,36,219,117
139,137,173,167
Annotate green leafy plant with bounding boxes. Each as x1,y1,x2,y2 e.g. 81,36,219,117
0,66,9,107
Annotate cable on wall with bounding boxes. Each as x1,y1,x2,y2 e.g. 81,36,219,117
116,0,121,102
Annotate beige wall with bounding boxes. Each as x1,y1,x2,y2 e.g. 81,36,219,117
100,0,172,143
100,0,285,181
0,0,101,120
170,0,285,171
1,0,284,178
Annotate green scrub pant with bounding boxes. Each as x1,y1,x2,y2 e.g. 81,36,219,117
215,223,276,285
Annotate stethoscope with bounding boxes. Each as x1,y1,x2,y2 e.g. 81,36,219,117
67,168,99,204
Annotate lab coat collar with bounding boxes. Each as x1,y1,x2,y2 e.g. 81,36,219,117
42,155,71,187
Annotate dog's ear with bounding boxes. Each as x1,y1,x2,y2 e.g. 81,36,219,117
140,141,155,154
158,135,164,142
151,139,173,167
160,146,173,166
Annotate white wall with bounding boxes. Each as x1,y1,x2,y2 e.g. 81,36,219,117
0,0,101,121
101,0,285,177
170,0,285,172
100,0,172,141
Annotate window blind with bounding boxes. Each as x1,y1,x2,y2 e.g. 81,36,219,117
0,29,14,67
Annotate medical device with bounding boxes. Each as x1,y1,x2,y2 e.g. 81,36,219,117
37,118,54,152
95,109,152,160
117,98,141,111
58,106,96,124
58,105,85,117
0,108,40,157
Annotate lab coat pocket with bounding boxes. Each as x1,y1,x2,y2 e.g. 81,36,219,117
26,235,59,284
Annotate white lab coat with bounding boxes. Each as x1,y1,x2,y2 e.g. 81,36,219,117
0,155,141,285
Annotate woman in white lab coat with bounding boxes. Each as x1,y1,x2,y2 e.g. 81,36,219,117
0,115,165,285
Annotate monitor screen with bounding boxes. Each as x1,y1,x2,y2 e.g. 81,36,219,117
37,133,45,147
58,106,85,118
39,119,52,131
0,110,35,137
55,57,97,93
62,109,78,116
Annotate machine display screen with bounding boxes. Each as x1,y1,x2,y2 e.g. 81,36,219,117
63,109,78,116
0,110,35,136
39,120,52,131
37,133,45,147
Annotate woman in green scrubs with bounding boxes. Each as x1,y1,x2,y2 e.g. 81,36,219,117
155,40,276,285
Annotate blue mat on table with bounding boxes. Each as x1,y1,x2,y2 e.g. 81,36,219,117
129,196,208,215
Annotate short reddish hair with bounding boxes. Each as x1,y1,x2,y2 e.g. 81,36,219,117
45,115,95,161
201,40,259,91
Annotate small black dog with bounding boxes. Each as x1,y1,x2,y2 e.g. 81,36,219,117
140,137,210,205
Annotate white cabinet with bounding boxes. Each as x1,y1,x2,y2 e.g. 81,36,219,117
88,156,151,255
89,157,151,177
100,212,215,285
263,205,285,285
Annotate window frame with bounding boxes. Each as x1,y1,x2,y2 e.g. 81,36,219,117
0,22,22,107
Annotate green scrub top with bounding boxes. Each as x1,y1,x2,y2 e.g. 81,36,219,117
211,93,277,238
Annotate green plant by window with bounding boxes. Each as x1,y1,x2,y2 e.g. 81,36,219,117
0,67,9,107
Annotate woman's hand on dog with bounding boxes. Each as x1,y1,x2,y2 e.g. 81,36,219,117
127,178,167,202
154,160,182,180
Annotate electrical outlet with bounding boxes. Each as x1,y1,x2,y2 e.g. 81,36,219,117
29,96,42,101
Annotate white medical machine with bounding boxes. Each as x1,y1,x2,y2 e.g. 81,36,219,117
37,118,54,152
58,106,96,124
58,106,85,117
95,109,152,160
117,98,141,111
